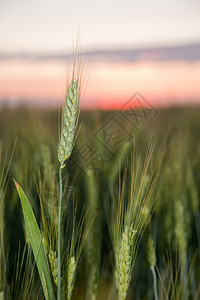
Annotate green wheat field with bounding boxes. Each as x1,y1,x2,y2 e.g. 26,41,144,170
0,104,200,300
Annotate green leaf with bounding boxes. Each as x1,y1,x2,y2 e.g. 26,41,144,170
14,180,55,300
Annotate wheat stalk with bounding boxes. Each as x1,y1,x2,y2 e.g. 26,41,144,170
110,143,156,300
57,77,80,300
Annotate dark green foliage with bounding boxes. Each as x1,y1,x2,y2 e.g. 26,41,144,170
0,106,200,299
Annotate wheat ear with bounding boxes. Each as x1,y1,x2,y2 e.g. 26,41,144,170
48,249,58,287
67,255,77,300
58,79,80,167
116,225,136,300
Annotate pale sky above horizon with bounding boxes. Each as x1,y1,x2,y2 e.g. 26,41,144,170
0,0,200,108
1,0,200,53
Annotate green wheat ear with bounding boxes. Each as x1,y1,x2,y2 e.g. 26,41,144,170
58,79,80,167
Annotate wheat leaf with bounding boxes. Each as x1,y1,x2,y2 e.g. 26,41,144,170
14,180,55,300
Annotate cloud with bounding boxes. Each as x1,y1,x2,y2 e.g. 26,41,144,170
0,42,200,63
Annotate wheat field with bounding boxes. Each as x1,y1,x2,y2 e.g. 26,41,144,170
0,105,200,300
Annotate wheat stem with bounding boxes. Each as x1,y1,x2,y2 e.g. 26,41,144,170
57,165,63,300
151,266,158,300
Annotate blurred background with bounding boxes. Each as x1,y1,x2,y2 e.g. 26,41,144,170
0,0,200,109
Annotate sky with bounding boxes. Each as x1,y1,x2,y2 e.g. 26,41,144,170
0,0,200,108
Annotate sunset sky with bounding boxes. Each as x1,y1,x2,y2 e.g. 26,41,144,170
0,0,200,109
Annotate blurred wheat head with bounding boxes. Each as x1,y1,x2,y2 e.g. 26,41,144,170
109,143,156,300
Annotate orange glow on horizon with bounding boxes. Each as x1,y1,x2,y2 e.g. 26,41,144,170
0,59,200,108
